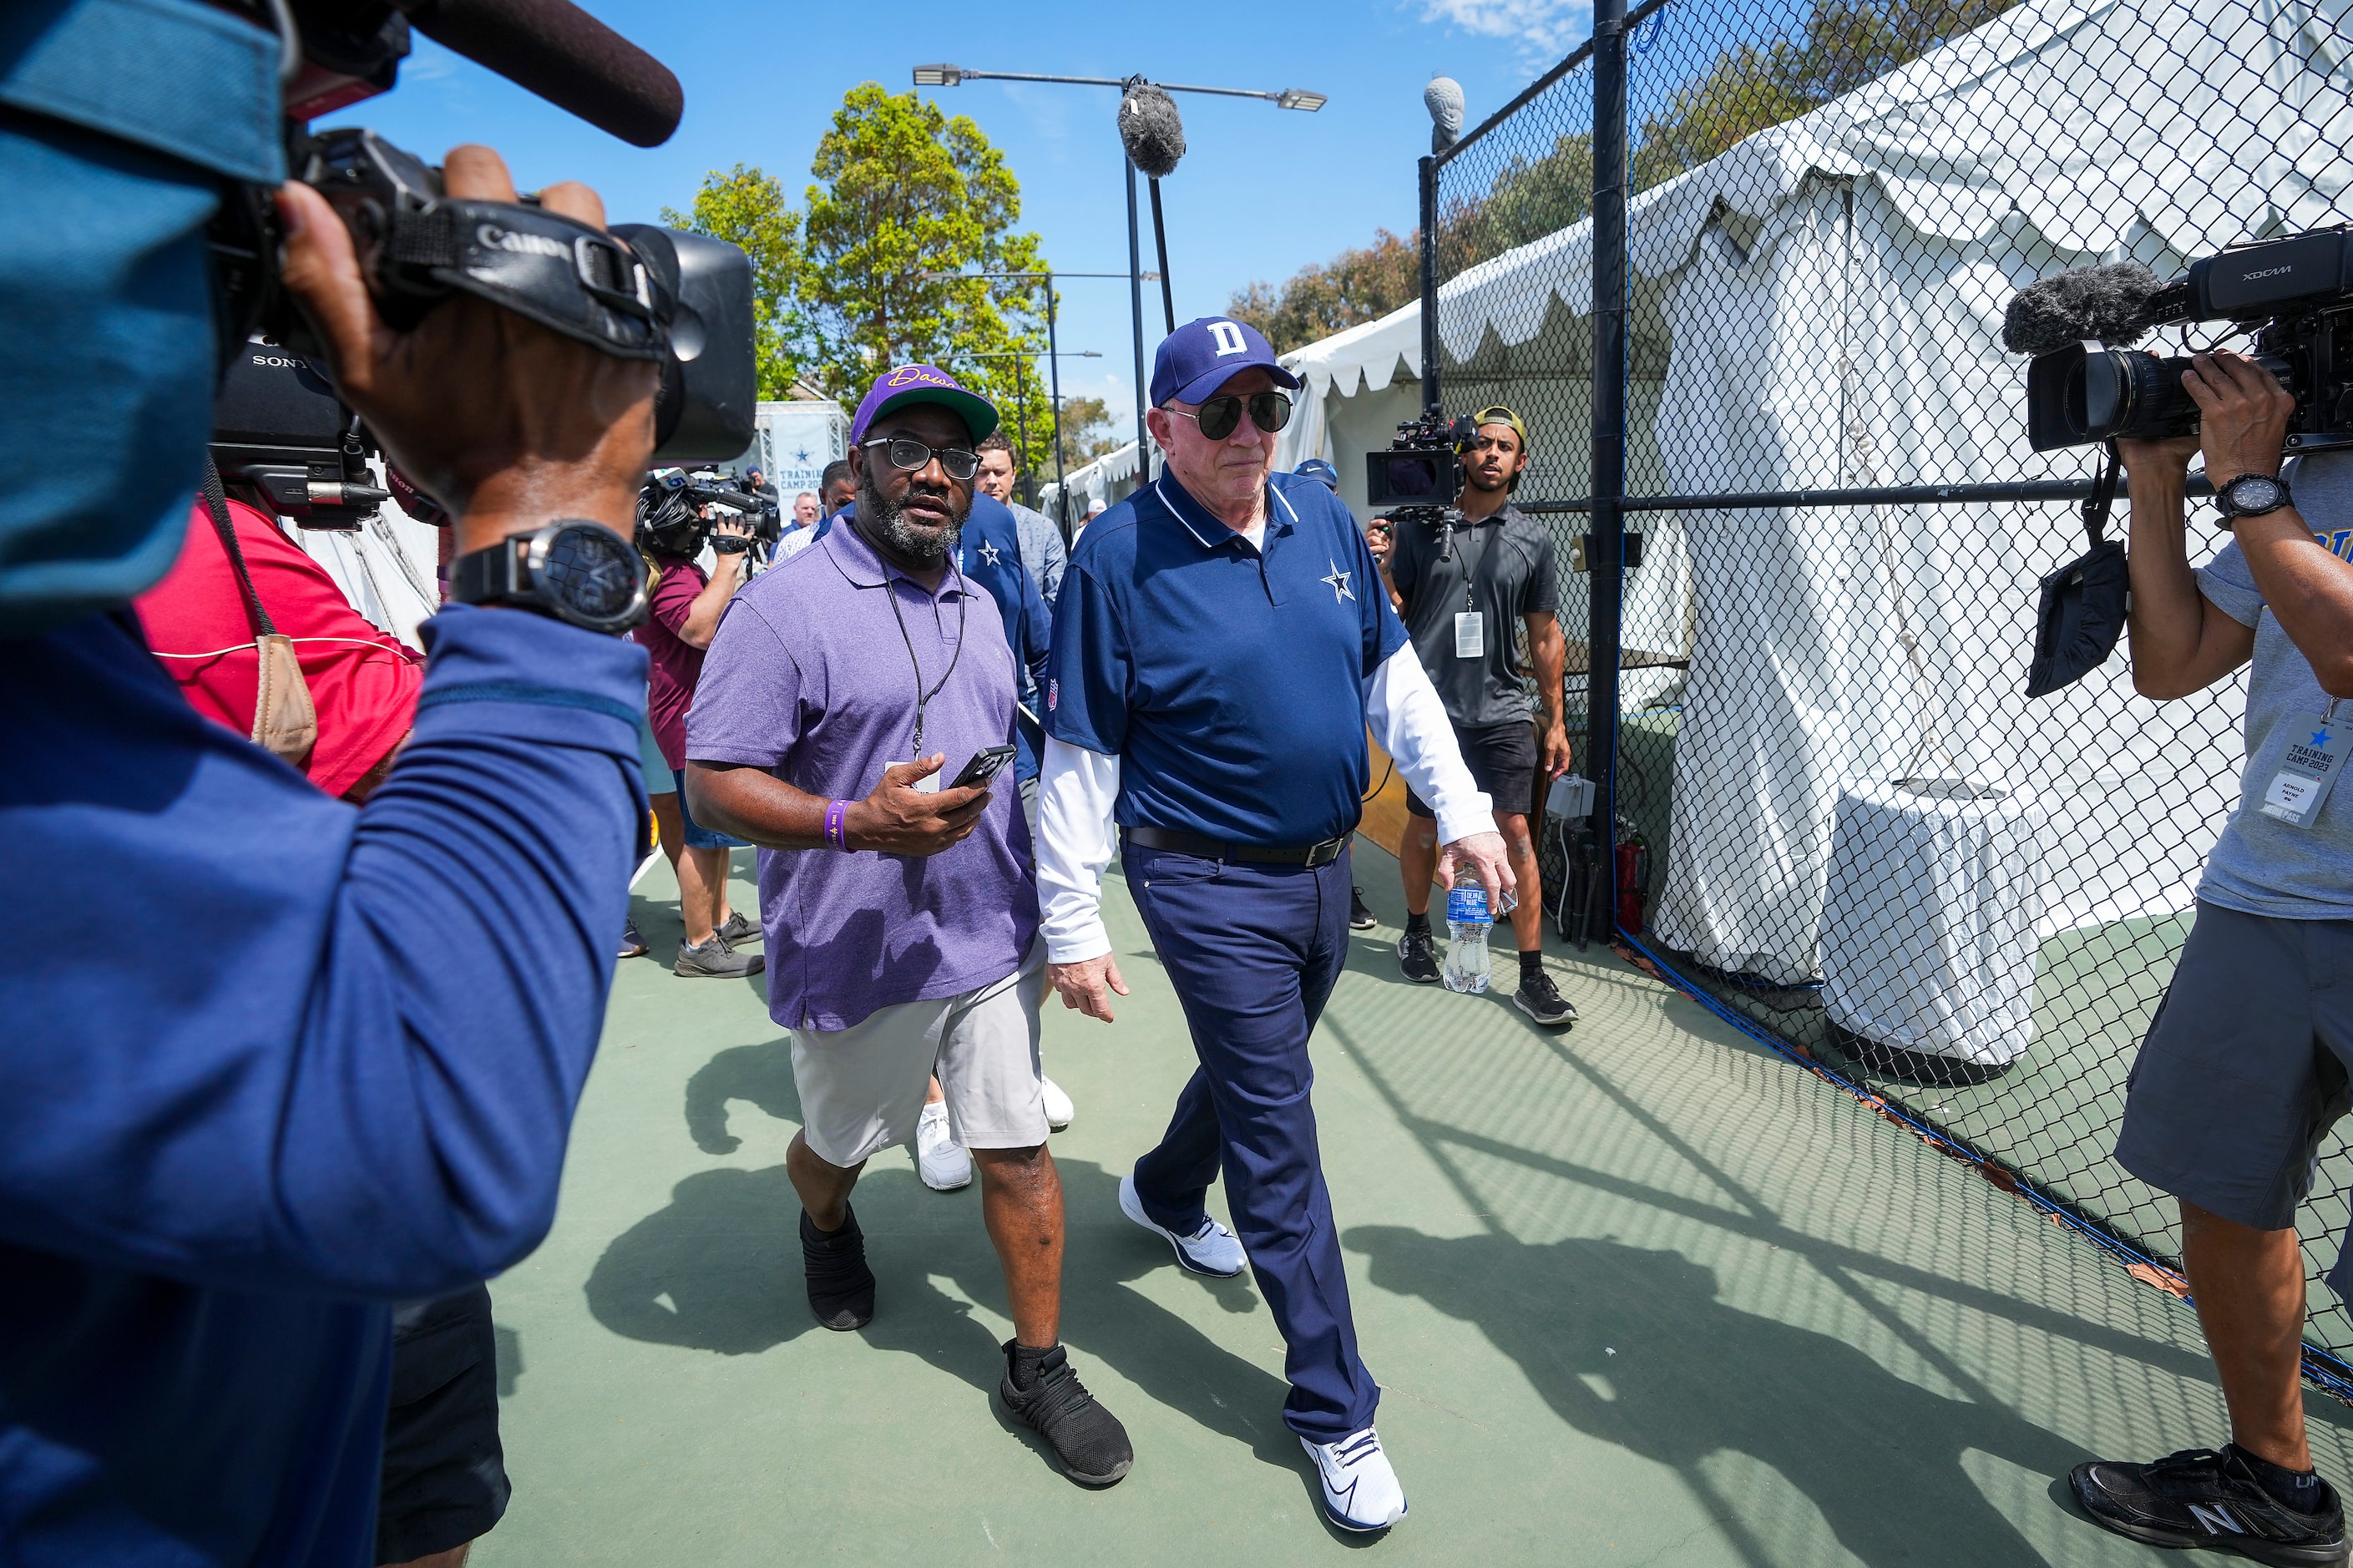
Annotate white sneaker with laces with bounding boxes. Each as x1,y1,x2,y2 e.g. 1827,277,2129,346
1117,1171,1247,1277
915,1102,971,1191
1302,1427,1407,1531
1040,1075,1075,1131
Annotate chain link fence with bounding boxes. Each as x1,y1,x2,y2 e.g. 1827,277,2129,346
1424,0,2353,1390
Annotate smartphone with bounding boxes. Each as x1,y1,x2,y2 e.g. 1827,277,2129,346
949,744,1018,791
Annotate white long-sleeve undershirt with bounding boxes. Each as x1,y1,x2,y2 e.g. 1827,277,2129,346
1035,643,1493,964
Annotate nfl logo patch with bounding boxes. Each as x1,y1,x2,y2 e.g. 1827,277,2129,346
1048,679,1059,711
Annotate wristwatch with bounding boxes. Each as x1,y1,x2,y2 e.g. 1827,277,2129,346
2215,472,2294,523
448,520,648,633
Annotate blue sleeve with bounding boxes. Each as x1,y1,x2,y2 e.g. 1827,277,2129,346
1018,556,1053,691
2196,538,2264,629
0,605,647,1301
1044,559,1130,756
1347,501,1410,673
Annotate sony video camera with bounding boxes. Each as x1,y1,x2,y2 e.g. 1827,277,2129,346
2007,225,2353,453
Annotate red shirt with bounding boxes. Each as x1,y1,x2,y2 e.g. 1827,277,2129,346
634,554,708,771
135,498,424,799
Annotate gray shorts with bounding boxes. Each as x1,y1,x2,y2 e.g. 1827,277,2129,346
2115,903,2353,1252
790,945,1049,1168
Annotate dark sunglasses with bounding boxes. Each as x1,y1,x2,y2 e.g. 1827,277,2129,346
1170,390,1293,442
861,436,980,483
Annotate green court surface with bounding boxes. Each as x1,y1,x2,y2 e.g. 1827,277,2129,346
472,840,2353,1567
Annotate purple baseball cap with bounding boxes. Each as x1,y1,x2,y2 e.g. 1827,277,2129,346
1150,316,1303,407
848,364,1000,447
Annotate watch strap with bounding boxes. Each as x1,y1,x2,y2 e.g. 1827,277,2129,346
448,534,544,610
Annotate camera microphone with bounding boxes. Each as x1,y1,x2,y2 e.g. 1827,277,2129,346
2001,262,2168,357
390,0,684,148
1118,84,1186,178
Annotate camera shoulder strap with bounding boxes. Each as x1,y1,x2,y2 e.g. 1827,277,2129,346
203,455,276,640
2082,438,2122,549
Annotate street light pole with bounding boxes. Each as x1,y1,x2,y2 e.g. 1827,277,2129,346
1126,163,1146,458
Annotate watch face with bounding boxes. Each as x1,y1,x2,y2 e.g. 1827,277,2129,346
2226,476,2288,513
539,524,646,630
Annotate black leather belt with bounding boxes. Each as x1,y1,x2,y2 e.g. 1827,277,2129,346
1125,825,1350,868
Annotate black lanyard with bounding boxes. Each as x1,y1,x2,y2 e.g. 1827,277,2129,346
827,524,969,756
1455,518,1497,614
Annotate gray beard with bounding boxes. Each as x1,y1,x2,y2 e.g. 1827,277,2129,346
858,474,966,563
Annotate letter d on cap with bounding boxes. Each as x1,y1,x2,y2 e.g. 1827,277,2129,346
1209,321,1247,357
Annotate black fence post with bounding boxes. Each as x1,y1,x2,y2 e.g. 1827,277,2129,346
1418,154,1441,417
1590,0,1630,930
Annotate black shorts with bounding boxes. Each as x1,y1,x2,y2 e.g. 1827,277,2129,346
1405,719,1541,822
377,1285,510,1565
2115,903,2353,1293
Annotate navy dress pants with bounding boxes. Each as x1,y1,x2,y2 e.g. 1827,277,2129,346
1123,839,1379,1442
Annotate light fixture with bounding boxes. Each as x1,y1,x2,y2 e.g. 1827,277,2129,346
1276,88,1327,112
912,64,964,87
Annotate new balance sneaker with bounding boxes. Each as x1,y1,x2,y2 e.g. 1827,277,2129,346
715,909,759,945
1349,885,1379,931
1040,1075,1075,1132
999,1340,1133,1487
915,1101,972,1191
1397,927,1440,984
1514,967,1579,1029
620,918,648,959
800,1206,875,1331
675,933,762,979
1302,1427,1408,1531
1118,1171,1246,1277
2070,1446,2348,1566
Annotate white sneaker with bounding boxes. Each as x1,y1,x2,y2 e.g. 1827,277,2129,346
1040,1075,1075,1131
1117,1171,1246,1277
1301,1427,1407,1531
915,1102,971,1191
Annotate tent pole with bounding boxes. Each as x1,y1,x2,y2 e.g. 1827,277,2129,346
1418,154,1440,417
1591,0,1630,931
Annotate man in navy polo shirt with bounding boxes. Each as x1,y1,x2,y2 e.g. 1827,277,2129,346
1036,317,1511,1533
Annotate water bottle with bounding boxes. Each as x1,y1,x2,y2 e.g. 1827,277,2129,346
1442,884,1493,994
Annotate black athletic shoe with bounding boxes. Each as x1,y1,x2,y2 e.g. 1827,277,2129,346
801,1206,875,1331
1515,968,1579,1029
999,1341,1133,1487
1349,886,1379,931
715,910,760,945
2070,1447,2348,1566
1398,928,1440,984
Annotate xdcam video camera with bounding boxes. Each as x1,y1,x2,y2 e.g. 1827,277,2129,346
2006,225,2353,453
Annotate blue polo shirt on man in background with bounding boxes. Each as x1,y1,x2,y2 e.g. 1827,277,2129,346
959,493,1053,782
1034,317,1509,1534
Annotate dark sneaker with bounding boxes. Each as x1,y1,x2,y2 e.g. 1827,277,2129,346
1349,886,1379,931
675,934,763,978
715,910,760,945
999,1341,1133,1487
801,1206,875,1330
2070,1447,2348,1566
1515,968,1579,1029
620,918,648,959
1398,928,1440,984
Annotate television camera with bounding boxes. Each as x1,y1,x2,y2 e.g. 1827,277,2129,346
635,468,782,566
1365,412,1476,558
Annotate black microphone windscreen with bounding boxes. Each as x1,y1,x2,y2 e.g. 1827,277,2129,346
394,0,683,147
2001,261,2164,357
1119,85,1185,179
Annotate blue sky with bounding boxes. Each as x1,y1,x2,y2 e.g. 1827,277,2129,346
338,0,1594,434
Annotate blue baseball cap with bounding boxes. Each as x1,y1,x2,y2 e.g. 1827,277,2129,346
1150,316,1303,407
1293,458,1341,491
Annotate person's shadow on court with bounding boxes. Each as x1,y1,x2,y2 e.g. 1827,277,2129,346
1350,1227,2097,1565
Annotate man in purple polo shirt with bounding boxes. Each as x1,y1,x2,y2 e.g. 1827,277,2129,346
685,366,1132,1490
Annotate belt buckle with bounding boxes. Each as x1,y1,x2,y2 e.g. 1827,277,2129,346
1306,836,1344,868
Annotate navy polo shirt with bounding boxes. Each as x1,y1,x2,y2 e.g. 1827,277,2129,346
957,494,1053,778
1046,470,1409,845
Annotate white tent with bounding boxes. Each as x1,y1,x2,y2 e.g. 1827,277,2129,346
1039,439,1160,525
1272,0,2351,983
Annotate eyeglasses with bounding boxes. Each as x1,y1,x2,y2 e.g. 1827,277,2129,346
861,436,980,483
1168,390,1293,442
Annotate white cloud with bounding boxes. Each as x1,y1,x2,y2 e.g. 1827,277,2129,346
1419,0,1595,60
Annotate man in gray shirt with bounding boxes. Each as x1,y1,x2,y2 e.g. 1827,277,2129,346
977,431,1066,606
2072,350,2353,1565
1370,405,1576,1027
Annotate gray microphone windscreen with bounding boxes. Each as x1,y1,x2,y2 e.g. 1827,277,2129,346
2001,261,2164,357
1119,85,1186,179
1425,76,1465,154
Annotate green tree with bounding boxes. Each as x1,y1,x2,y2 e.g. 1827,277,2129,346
1047,394,1121,477
1227,229,1420,354
797,84,1054,466
1437,132,1594,275
661,163,802,400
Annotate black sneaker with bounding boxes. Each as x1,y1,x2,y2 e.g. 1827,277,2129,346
999,1341,1133,1487
2070,1447,2348,1566
620,918,649,959
801,1206,875,1331
715,910,760,945
1398,928,1440,984
1515,968,1579,1029
1349,886,1379,931
676,933,763,978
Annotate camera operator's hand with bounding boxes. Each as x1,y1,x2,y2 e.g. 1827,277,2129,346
276,145,658,555
2185,349,2295,483
1365,518,1394,573
2117,432,2205,480
845,756,993,856
710,518,755,558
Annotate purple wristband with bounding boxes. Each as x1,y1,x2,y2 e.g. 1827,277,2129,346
823,799,850,852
